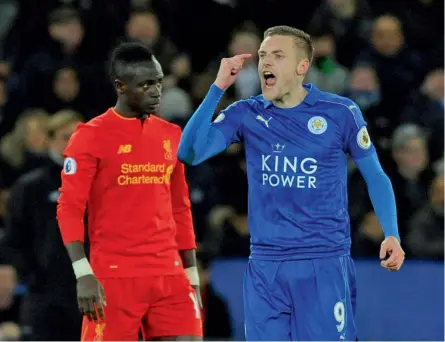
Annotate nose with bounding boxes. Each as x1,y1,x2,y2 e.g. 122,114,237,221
147,87,161,98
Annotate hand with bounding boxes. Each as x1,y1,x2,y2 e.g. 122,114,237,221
0,265,17,309
77,274,106,322
380,236,405,271
214,54,252,91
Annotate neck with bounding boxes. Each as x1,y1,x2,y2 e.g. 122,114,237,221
398,166,420,182
48,149,64,166
114,100,145,119
272,84,308,108
332,1,356,19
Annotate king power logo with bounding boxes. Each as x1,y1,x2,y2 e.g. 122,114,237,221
261,143,317,188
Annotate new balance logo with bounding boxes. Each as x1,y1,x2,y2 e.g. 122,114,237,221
118,144,132,154
256,115,272,128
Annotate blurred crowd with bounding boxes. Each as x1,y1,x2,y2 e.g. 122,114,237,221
0,0,443,340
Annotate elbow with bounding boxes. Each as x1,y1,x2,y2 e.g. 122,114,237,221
177,150,202,166
56,208,85,245
177,144,193,165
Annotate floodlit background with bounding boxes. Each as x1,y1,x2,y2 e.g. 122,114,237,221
0,0,443,340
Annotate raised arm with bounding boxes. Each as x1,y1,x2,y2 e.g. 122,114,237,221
178,54,251,165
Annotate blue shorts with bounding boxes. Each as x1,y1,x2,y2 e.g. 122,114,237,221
244,256,357,341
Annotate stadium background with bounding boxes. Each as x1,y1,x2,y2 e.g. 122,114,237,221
0,0,443,340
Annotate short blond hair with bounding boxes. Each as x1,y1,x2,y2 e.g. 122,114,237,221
264,26,314,62
48,109,82,136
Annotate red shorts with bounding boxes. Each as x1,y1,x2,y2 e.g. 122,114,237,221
81,274,202,341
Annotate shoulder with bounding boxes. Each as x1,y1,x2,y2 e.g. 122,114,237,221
70,111,109,142
315,90,363,126
221,95,266,114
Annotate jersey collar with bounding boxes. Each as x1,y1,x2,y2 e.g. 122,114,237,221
263,83,319,109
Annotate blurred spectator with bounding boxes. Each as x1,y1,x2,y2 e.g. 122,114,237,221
201,146,250,258
402,68,444,162
125,10,189,85
0,1,17,63
20,7,88,107
34,65,99,119
0,109,49,188
388,124,434,238
0,110,82,340
0,188,8,234
306,34,349,95
355,15,425,125
218,206,250,258
159,87,193,126
346,66,392,150
197,253,233,340
405,159,444,260
195,24,261,106
392,0,444,58
0,75,23,138
308,0,373,68
0,321,20,341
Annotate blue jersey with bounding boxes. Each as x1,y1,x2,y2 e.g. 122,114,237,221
211,84,375,260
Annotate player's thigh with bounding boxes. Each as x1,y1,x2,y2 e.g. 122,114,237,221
82,278,146,341
244,259,291,341
142,274,202,340
290,256,357,341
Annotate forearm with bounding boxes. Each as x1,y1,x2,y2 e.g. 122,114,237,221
66,241,93,279
179,248,197,267
355,153,400,240
178,84,227,165
66,241,88,262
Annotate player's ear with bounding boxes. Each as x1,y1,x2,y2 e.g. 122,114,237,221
296,59,310,76
115,79,126,94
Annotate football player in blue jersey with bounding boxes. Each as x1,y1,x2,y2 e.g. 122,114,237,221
178,26,404,341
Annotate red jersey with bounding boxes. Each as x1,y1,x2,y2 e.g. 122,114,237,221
57,108,196,278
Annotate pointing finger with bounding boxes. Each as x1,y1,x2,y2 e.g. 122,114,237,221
237,53,252,60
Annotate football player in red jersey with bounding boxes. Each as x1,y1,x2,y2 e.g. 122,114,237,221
57,42,202,341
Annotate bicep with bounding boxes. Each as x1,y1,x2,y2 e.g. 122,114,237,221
58,127,99,206
344,104,375,159
210,102,245,146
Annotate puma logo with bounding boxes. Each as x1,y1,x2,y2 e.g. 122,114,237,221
256,115,272,128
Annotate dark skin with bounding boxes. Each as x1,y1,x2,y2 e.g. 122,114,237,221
66,56,201,341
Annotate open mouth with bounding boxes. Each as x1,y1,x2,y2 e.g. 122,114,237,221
263,71,276,88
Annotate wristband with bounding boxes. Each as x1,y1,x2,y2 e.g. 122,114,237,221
184,266,200,286
72,258,93,279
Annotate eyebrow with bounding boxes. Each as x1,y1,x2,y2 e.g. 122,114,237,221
258,49,285,54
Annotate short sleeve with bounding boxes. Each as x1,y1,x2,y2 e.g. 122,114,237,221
211,100,246,145
343,101,376,160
